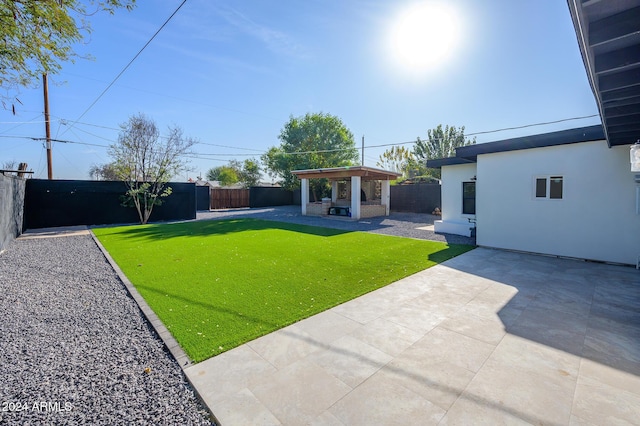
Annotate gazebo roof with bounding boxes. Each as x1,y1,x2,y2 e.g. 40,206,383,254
291,166,401,181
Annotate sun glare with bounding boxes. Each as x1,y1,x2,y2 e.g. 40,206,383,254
387,2,461,75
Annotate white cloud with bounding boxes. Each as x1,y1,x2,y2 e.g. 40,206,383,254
224,6,308,58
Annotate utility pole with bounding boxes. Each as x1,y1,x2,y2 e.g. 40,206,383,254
361,135,364,166
43,74,53,179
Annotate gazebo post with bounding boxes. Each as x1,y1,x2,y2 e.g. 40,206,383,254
351,176,361,220
382,179,391,216
301,178,309,215
331,180,338,203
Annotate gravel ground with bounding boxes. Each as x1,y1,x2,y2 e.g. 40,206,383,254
0,235,214,425
196,205,476,245
0,207,471,425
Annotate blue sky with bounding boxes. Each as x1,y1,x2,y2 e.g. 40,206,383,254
0,0,600,181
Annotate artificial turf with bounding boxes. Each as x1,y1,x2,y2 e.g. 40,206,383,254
93,219,474,362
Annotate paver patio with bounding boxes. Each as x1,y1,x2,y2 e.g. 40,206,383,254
185,247,640,425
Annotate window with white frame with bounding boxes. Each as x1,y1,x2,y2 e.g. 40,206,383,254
535,176,563,199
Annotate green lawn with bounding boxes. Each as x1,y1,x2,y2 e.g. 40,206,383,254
94,219,474,362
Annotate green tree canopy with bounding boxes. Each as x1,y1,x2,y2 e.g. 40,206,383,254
376,146,415,178
217,168,238,187
109,113,196,224
238,158,261,188
262,112,358,200
1,0,135,105
206,165,239,187
88,162,118,180
414,124,476,178
206,159,260,188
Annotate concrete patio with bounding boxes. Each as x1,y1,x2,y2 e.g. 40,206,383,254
185,247,640,425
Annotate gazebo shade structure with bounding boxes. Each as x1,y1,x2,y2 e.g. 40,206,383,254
291,166,402,181
291,166,401,220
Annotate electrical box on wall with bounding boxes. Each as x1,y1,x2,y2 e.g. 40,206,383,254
632,143,640,172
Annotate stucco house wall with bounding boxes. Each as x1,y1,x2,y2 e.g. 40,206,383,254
475,140,640,265
435,163,477,237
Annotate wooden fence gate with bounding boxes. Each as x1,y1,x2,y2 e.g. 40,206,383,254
210,188,249,209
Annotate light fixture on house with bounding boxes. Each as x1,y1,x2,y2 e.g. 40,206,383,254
633,141,640,217
631,140,640,172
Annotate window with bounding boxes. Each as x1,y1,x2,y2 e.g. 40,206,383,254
549,176,563,199
535,176,563,199
535,178,547,198
462,182,476,214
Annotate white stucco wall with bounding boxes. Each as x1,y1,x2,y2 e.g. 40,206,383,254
475,140,640,265
436,163,477,237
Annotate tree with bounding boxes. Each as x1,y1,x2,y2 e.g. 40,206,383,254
206,165,239,187
376,146,415,178
1,160,17,170
205,159,261,188
262,112,358,200
88,162,118,180
108,113,196,224
239,158,261,188
217,168,237,187
205,166,221,182
414,124,476,178
1,0,135,107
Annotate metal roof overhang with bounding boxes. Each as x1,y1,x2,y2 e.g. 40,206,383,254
291,166,402,181
427,125,605,168
426,157,476,168
455,125,605,160
568,0,640,147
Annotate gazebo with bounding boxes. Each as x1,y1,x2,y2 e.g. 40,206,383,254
291,166,401,220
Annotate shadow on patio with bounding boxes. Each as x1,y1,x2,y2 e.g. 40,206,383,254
444,248,640,377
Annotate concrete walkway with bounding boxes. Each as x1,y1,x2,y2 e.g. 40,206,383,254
185,247,640,425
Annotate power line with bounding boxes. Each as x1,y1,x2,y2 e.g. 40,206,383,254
196,141,264,152
62,0,188,134
3,113,601,161
56,145,85,176
0,113,45,135
0,119,57,125
59,118,120,132
0,134,264,156
268,114,602,154
55,111,601,155
35,147,46,178
192,152,258,157
70,125,119,143
0,134,257,162
0,134,110,148
359,114,601,150
183,155,230,163
58,117,265,153
465,114,599,137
